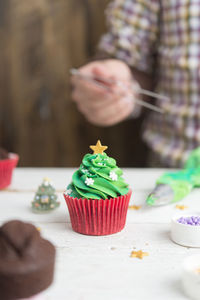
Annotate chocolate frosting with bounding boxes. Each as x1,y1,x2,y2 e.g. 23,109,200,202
0,147,9,160
0,220,56,300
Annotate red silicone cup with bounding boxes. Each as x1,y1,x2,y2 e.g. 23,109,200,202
64,189,132,236
0,153,19,189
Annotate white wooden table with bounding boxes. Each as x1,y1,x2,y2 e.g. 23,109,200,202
1,168,199,300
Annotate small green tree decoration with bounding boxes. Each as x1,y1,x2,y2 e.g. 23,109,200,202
32,177,60,213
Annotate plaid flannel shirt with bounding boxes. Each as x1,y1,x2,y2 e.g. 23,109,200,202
98,0,200,167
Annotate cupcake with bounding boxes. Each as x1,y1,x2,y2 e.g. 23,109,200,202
32,178,60,213
0,220,56,300
64,140,132,236
0,147,19,189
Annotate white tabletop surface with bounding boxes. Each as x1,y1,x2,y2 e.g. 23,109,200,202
1,168,199,300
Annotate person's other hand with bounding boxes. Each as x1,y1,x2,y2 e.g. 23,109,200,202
71,59,139,126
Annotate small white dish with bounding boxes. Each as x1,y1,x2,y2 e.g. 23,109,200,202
171,212,200,247
182,255,200,300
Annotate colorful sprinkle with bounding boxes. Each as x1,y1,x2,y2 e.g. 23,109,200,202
85,178,94,186
177,216,200,226
109,171,118,181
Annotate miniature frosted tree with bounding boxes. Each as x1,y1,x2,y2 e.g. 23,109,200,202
32,178,60,213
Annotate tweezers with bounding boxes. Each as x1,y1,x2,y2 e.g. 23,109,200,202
70,68,168,114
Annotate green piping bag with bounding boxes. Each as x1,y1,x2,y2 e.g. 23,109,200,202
146,147,200,206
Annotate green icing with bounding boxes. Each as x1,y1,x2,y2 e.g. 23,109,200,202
146,195,156,206
147,146,200,206
66,153,129,200
157,173,193,203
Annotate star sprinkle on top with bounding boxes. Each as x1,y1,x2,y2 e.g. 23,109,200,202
130,250,149,259
43,177,51,186
43,177,51,182
90,140,108,155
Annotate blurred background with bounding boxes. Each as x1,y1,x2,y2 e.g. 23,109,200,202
0,0,148,167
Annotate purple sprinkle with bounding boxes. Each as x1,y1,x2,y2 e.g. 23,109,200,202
177,216,200,226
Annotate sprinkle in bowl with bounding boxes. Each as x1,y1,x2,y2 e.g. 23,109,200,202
171,212,200,247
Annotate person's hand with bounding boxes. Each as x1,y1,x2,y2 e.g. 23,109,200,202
71,59,139,126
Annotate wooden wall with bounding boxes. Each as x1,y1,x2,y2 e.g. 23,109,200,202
0,0,148,167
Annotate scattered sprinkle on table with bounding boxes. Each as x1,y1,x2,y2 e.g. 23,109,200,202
110,247,116,250
195,268,200,274
175,205,188,210
177,216,200,226
37,227,41,231
129,205,141,210
130,250,149,259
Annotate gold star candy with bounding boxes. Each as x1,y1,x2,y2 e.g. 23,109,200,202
36,227,41,232
129,205,141,210
111,247,116,250
175,205,188,210
90,140,108,154
43,177,50,181
130,250,149,259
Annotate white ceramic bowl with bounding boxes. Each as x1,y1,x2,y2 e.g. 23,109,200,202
182,255,200,300
171,212,200,247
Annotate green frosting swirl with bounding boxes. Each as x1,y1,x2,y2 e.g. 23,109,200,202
66,153,129,199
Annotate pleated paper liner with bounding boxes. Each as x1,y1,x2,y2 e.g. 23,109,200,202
64,189,132,236
0,153,19,189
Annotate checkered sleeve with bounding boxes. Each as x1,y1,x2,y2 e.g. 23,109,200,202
98,0,160,73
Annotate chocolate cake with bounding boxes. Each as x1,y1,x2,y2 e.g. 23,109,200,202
0,220,56,299
0,147,9,160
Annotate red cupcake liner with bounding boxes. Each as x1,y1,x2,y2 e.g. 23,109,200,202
0,153,19,189
64,190,132,236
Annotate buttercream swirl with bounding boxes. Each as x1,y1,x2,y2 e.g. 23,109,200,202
66,153,129,199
